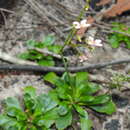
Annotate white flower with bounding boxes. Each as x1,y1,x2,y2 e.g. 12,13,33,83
87,36,103,47
73,19,91,29
79,55,88,62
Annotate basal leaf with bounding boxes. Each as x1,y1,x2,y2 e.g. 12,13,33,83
77,95,95,103
56,111,72,130
74,106,92,130
6,107,27,121
24,86,36,98
23,86,37,110
76,83,100,97
80,116,92,130
34,108,58,128
44,72,59,85
88,95,111,105
90,101,116,115
37,93,57,112
0,115,11,125
57,103,69,116
76,72,88,86
5,97,22,110
74,105,87,117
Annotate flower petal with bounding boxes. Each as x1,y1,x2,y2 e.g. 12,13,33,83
73,21,80,29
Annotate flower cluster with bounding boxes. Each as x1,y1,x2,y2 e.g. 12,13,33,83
79,36,103,62
73,19,103,62
73,19,91,29
87,36,102,47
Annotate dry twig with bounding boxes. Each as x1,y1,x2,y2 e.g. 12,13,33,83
0,51,37,65
0,58,129,73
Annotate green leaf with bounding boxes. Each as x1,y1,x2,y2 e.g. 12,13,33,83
80,116,92,130
76,72,88,86
88,95,111,105
5,97,22,110
74,105,87,117
126,40,130,49
34,108,58,128
29,125,37,130
26,40,38,47
0,115,11,125
78,95,95,103
56,83,71,100
0,117,18,129
90,101,116,115
24,86,36,97
76,83,100,97
27,50,44,60
37,93,57,112
43,35,55,46
108,35,120,48
23,86,37,110
57,103,69,116
56,111,72,130
18,52,30,60
48,45,62,54
38,59,55,66
44,72,59,85
7,107,27,121
74,106,92,130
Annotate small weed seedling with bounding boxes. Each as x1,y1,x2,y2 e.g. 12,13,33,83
18,35,62,66
108,23,130,49
44,72,116,130
110,73,130,90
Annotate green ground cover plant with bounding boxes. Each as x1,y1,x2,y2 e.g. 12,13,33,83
18,35,62,66
44,72,116,130
0,72,116,130
108,23,130,49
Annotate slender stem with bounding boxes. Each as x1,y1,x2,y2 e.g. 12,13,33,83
59,1,90,83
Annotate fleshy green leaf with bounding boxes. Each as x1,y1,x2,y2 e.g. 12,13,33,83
43,35,55,46
57,103,69,116
108,35,120,48
74,106,92,130
23,86,37,110
80,116,92,130
44,72,59,85
90,101,116,115
56,111,72,130
6,107,27,121
18,52,30,60
5,97,22,110
74,105,87,117
24,86,36,97
87,95,111,105
76,83,100,97
37,93,57,112
34,108,58,128
77,95,95,103
38,59,55,66
48,45,62,54
76,72,88,86
20,50,43,61
0,115,11,125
